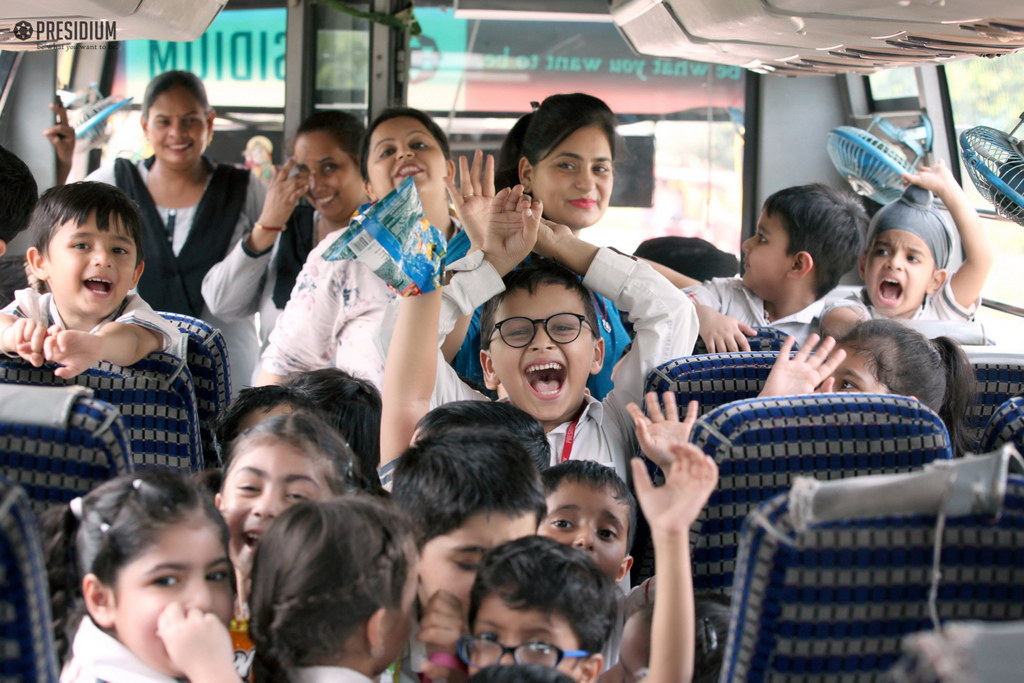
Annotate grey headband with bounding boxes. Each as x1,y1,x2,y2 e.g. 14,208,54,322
867,184,953,268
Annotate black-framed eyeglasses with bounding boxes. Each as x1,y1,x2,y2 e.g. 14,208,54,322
457,635,589,670
489,313,592,348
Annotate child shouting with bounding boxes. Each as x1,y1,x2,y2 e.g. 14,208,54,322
0,182,182,376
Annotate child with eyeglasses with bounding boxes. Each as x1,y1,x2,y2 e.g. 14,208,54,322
378,185,698,478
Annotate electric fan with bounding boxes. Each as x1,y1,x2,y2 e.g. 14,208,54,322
827,114,933,205
60,84,134,151
960,111,1024,227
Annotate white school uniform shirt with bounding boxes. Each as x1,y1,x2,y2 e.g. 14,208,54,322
378,247,699,479
292,666,376,683
824,277,980,323
684,276,824,347
1,288,185,359
61,617,179,683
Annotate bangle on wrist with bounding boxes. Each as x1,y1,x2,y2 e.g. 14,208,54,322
255,223,286,232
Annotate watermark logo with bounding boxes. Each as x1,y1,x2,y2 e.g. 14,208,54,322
13,19,116,43
13,21,32,41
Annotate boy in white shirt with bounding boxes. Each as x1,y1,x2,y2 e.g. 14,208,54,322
685,184,867,351
380,186,698,477
821,161,994,337
0,182,182,377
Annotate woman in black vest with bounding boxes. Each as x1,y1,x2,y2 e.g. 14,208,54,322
87,71,265,390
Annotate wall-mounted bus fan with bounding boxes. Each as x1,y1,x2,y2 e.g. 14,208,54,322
59,84,134,152
827,114,933,205
960,111,1024,228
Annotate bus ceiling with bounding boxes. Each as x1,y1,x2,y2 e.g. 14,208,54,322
608,0,1024,76
0,0,227,48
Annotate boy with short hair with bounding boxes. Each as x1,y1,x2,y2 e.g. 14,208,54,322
821,161,994,337
686,183,867,352
464,440,719,683
380,187,698,477
391,427,548,682
0,182,182,377
0,144,37,257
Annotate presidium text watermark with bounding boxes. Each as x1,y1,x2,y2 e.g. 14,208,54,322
12,19,117,44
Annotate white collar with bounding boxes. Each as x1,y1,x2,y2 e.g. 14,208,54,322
290,666,375,683
744,288,825,324
67,617,180,683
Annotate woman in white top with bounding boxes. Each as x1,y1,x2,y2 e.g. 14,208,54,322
86,70,265,390
255,107,460,389
201,111,367,384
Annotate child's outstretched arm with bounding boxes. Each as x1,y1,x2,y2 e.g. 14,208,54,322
0,314,48,366
759,334,846,397
904,160,994,310
157,602,243,683
44,322,164,378
627,391,699,470
533,218,600,275
630,441,718,683
380,289,442,467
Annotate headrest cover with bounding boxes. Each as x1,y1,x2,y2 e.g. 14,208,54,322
867,184,953,269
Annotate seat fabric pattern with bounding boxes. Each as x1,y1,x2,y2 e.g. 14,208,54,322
723,475,1024,683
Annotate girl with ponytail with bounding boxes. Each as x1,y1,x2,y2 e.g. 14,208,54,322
40,469,239,682
761,318,975,455
248,496,417,683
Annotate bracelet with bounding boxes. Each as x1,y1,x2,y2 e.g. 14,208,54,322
254,223,286,232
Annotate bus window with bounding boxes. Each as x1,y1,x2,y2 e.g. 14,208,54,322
867,66,919,112
407,4,746,257
944,51,1024,341
312,2,369,115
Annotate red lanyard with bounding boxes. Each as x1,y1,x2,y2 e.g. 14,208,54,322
560,415,581,462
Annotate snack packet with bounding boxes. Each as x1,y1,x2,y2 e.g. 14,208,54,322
322,176,447,295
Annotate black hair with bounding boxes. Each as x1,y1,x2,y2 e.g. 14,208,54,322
293,110,365,164
359,107,451,182
142,70,211,118
495,93,618,191
392,428,546,547
480,257,599,352
467,665,574,683
762,184,867,298
416,401,550,472
283,369,383,492
839,319,975,456
29,182,144,266
213,385,313,455
633,236,739,282
469,536,618,655
222,411,362,496
542,460,637,549
0,144,38,244
249,497,413,683
693,592,730,683
39,470,229,662
0,255,29,309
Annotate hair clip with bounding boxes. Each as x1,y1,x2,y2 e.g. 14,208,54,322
530,101,540,112
69,497,83,520
132,478,143,490
99,523,110,533
702,616,718,653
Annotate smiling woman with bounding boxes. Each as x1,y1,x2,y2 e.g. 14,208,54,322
84,70,267,390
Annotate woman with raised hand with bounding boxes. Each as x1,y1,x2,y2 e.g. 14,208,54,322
201,112,367,383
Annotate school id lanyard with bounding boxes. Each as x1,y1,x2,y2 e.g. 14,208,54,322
560,415,581,462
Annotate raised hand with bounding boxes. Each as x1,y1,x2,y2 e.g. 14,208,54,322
44,329,104,378
417,590,465,681
480,185,540,276
628,392,699,470
631,441,718,535
1,318,49,366
533,217,574,260
43,102,76,185
157,603,240,683
694,304,755,353
759,334,845,398
902,159,958,199
445,150,495,251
